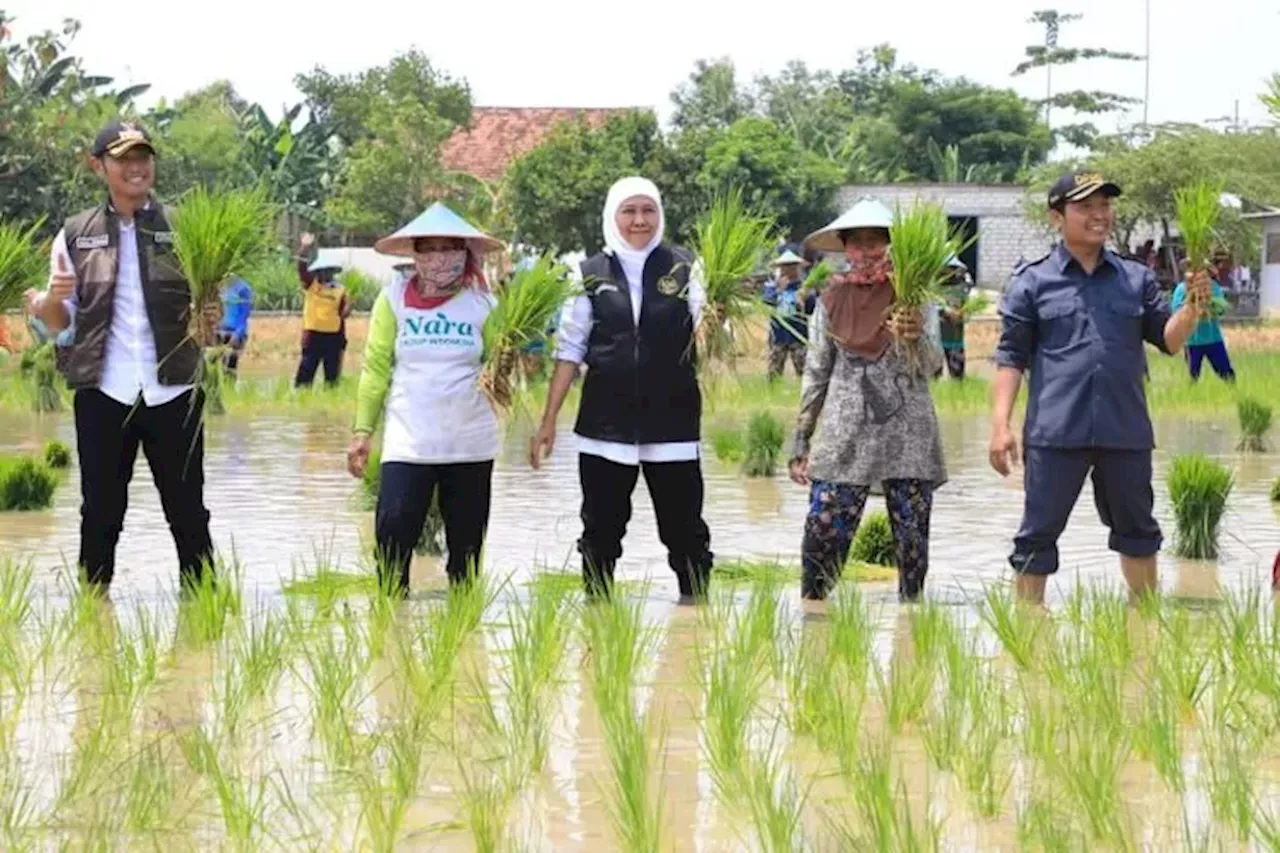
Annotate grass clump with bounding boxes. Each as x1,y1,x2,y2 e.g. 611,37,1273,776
849,510,896,567
42,439,71,469
1236,396,1272,452
1167,453,1233,559
0,456,59,511
480,253,576,410
707,425,745,463
741,411,784,477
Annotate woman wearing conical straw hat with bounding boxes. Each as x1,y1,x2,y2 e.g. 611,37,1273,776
789,197,947,603
529,176,714,603
347,203,504,594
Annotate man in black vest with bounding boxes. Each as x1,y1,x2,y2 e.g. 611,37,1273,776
529,177,713,602
28,120,214,594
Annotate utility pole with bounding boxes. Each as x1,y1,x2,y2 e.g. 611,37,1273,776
1045,17,1059,127
1142,0,1151,126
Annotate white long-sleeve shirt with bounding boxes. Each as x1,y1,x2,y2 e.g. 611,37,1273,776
554,258,706,467
50,225,192,408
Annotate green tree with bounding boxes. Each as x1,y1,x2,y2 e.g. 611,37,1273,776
504,111,663,254
669,58,754,133
150,82,249,195
1262,73,1280,124
1013,9,1143,147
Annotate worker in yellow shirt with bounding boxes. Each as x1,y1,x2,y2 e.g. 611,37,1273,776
295,232,352,387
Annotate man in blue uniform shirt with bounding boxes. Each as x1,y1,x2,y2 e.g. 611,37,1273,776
988,172,1209,605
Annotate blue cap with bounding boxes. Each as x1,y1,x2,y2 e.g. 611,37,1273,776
374,202,504,258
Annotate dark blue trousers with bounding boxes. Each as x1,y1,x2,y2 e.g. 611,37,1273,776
1186,341,1235,381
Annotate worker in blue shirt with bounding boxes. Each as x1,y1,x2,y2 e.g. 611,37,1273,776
217,276,254,377
988,172,1209,605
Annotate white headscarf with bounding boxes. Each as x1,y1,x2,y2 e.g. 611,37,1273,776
602,176,664,287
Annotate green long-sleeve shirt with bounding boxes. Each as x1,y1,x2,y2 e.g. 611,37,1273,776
354,291,396,435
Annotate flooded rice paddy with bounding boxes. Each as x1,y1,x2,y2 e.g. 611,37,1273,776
0,408,1279,851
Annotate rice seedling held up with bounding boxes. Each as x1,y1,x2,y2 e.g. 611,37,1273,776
849,511,896,567
887,201,969,376
1167,453,1233,559
480,253,577,410
1174,181,1225,280
1236,396,1272,452
0,456,59,511
741,411,784,477
690,189,777,370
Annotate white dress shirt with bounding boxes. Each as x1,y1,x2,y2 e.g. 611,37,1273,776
554,254,705,467
51,224,193,408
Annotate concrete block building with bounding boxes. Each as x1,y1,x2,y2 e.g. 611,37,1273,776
837,184,1055,289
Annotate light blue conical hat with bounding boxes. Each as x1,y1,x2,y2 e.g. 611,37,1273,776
803,196,894,254
374,202,505,258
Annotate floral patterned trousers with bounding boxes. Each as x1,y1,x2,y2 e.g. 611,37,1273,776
801,479,934,601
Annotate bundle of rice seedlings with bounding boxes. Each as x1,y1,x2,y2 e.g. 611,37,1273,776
0,456,59,511
30,342,61,413
804,258,834,292
691,190,778,369
741,411,784,477
42,440,71,470
960,291,991,319
0,218,46,314
888,203,968,375
202,350,227,416
480,254,576,410
1173,181,1223,312
171,185,276,348
1167,454,1233,559
849,511,896,567
1236,396,1272,452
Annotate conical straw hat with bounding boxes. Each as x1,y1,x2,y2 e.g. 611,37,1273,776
803,196,893,254
374,202,505,258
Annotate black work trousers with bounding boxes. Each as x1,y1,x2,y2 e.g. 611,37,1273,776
374,460,493,592
295,330,344,387
577,453,714,598
73,388,214,589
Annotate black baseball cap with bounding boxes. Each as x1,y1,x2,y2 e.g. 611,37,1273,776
1048,171,1122,211
92,120,155,158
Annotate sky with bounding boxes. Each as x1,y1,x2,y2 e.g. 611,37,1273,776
8,0,1278,140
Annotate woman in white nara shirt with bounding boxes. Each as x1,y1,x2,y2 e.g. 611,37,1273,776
529,176,713,602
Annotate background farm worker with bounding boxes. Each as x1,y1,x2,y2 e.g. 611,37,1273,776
1171,256,1234,382
761,248,815,381
529,176,714,603
789,197,947,603
294,232,349,387
935,255,972,380
346,203,502,595
27,119,215,594
216,274,253,378
989,172,1210,606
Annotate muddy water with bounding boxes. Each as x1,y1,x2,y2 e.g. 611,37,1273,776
1,411,1275,602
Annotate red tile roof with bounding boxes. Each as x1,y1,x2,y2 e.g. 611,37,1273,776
441,107,640,182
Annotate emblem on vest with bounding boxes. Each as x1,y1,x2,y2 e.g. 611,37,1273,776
657,275,680,296
153,231,175,245
75,234,110,250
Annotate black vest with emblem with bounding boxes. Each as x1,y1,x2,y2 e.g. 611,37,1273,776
574,244,701,444
60,199,201,390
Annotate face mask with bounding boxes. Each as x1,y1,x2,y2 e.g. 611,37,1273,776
414,250,467,293
843,244,892,287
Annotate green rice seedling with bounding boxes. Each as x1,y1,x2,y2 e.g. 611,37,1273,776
741,730,810,853
480,253,577,410
784,627,830,740
741,411,784,477
41,440,71,470
0,456,59,511
1155,607,1216,719
690,189,778,369
1270,475,1280,502
847,735,940,853
177,725,271,853
1130,685,1184,793
28,342,63,413
177,559,243,645
827,584,874,688
804,258,834,292
202,348,228,415
0,772,41,852
908,599,955,665
1174,181,1224,274
234,608,289,701
123,739,178,834
1252,798,1280,852
456,756,512,853
347,718,425,853
887,201,968,376
300,627,367,768
1047,717,1130,845
1201,728,1255,841
0,217,45,308
876,646,937,735
979,584,1043,670
698,612,769,806
1016,789,1077,853
960,290,991,319
399,574,493,717
849,511,896,567
55,707,118,809
1236,396,1272,452
0,560,33,635
172,184,276,348
955,663,1012,819
584,596,665,853
1084,587,1134,670
920,624,975,772
707,424,745,463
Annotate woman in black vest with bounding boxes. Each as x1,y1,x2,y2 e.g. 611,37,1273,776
529,177,713,602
